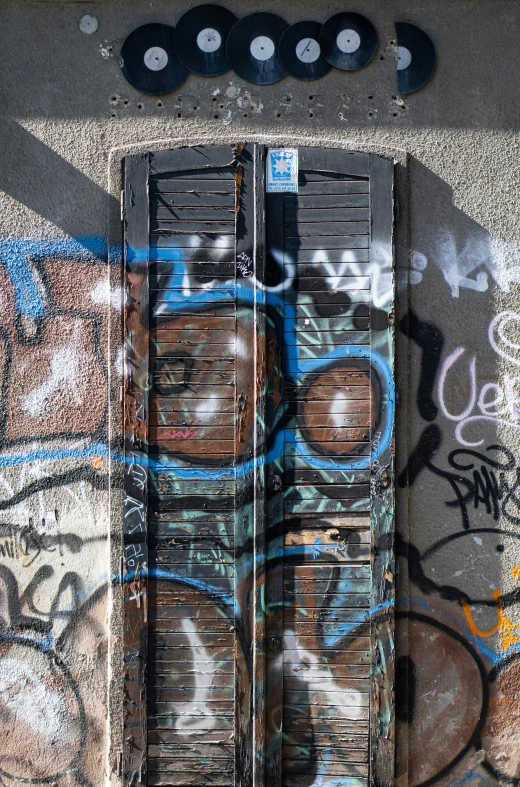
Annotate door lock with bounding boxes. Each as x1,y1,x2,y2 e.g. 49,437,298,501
268,474,283,491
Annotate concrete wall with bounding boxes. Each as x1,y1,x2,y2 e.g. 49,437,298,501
1,1,520,785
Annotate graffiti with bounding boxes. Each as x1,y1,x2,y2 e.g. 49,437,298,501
0,234,116,785
425,232,520,298
122,148,395,785
236,251,253,277
400,310,444,422
437,314,520,448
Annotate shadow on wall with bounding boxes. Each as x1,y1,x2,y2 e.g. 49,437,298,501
395,159,520,787
0,117,119,238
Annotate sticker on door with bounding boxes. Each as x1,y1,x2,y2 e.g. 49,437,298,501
266,148,298,192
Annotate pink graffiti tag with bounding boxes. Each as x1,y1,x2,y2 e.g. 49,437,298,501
163,428,202,439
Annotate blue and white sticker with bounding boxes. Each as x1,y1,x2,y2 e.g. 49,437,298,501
266,148,298,193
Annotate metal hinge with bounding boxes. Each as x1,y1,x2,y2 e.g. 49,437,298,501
120,190,125,222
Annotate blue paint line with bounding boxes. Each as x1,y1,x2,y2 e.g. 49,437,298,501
0,443,112,467
145,568,237,611
322,600,395,646
0,236,109,317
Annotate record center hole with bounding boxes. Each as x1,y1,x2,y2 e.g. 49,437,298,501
214,114,219,119
243,112,248,117
219,104,224,108
308,95,314,100
211,96,217,101
392,112,398,117
368,95,373,100
368,111,373,116
156,101,163,107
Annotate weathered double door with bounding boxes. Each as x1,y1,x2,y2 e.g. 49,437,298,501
123,144,395,787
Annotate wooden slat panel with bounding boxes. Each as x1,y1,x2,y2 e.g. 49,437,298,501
123,151,150,787
284,221,369,237
278,155,376,787
368,153,395,787
285,235,369,250
284,193,369,208
284,208,369,222
145,152,239,787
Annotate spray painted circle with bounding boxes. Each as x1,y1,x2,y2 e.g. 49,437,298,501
0,635,86,783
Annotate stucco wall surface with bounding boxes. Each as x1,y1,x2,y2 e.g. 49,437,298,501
0,1,520,786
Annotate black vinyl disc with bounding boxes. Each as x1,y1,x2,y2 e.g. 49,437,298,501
226,12,288,85
279,21,332,81
320,12,377,71
174,4,237,76
120,23,188,95
395,22,436,94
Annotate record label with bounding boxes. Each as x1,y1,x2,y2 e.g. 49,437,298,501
144,46,168,71
336,29,361,53
226,12,288,85
250,36,275,61
296,38,320,63
197,28,222,53
320,12,377,71
174,4,237,76
279,20,332,81
396,46,412,71
395,22,436,94
120,23,188,95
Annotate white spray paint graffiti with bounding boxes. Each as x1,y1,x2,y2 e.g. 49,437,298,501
283,629,365,720
24,346,82,416
424,232,520,298
437,310,520,445
175,618,218,731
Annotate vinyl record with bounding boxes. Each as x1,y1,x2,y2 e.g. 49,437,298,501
279,21,332,81
174,4,237,76
320,12,377,71
395,22,436,94
226,12,288,85
120,23,188,95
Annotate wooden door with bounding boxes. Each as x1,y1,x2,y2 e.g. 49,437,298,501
122,145,395,787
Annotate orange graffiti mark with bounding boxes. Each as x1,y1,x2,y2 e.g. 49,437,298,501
512,565,520,581
462,588,520,653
